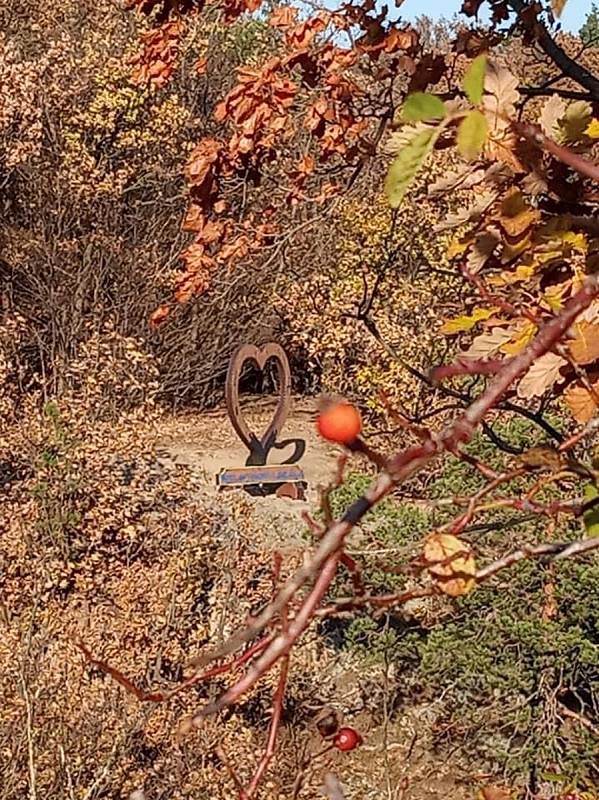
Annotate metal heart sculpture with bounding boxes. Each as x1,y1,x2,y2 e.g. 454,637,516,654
225,343,291,464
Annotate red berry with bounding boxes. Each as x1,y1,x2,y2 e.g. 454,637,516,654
317,402,362,445
333,726,363,752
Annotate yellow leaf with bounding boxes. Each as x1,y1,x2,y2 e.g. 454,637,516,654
558,230,588,252
569,321,599,365
424,533,476,597
447,236,472,260
439,307,499,335
560,101,593,144
585,119,599,139
541,281,570,312
489,265,535,286
500,320,537,355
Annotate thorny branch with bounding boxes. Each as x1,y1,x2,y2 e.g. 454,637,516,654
77,272,599,797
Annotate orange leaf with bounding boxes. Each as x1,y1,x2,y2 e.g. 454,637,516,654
569,321,599,365
149,305,170,328
423,533,476,597
564,382,599,424
269,6,297,29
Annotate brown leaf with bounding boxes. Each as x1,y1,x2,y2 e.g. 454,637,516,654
483,61,519,117
569,321,599,365
516,352,567,399
466,228,501,273
498,188,540,238
564,382,599,423
463,327,513,359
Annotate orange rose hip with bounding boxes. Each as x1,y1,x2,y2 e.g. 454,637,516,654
316,402,362,444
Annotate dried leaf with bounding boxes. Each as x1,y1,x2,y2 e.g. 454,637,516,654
463,327,513,359
499,188,540,238
478,785,512,800
434,191,496,231
428,164,485,195
466,228,501,273
551,0,567,16
269,5,297,28
149,305,170,328
424,533,476,597
540,95,566,140
564,382,599,424
516,352,567,399
483,61,519,119
501,320,537,356
569,321,599,365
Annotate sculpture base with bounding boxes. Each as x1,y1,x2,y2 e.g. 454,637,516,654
216,464,306,500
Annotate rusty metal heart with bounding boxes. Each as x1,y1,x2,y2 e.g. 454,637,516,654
225,343,291,458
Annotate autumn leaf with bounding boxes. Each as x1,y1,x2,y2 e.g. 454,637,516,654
551,0,567,16
586,118,599,139
401,92,446,122
501,320,537,355
424,533,476,597
516,352,567,399
440,306,499,335
466,228,501,273
564,382,599,423
569,321,599,365
483,61,519,119
457,109,488,159
478,786,512,800
195,56,208,74
269,5,297,28
385,127,439,208
583,483,599,537
540,95,566,140
463,54,487,105
560,101,593,144
149,305,170,328
463,327,512,359
498,188,540,238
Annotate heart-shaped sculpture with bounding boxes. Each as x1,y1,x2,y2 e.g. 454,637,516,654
225,343,291,463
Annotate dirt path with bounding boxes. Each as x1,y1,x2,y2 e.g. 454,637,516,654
156,394,344,504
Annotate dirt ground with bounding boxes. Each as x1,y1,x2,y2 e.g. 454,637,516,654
0,395,474,800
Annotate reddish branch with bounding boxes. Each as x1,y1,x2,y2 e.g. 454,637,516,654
182,272,599,714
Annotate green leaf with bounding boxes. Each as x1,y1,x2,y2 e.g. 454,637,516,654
384,128,438,208
401,92,447,122
457,110,488,160
463,54,487,105
583,483,599,537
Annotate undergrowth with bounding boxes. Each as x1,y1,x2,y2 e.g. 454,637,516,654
323,417,599,793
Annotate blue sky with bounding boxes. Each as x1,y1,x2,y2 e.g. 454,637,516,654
399,0,593,33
